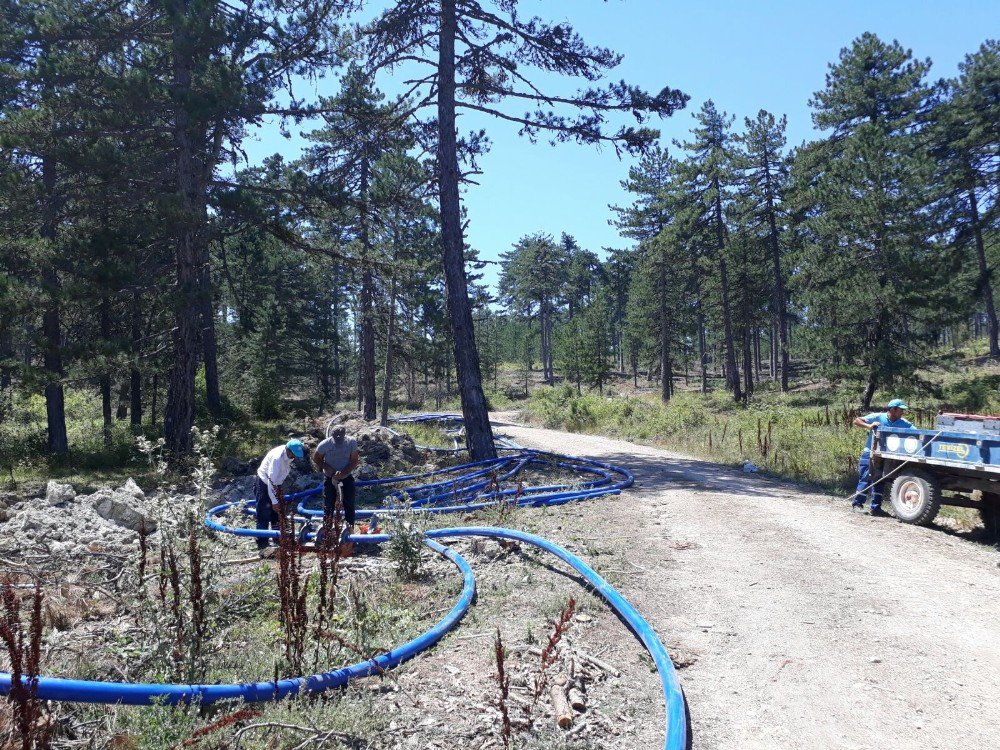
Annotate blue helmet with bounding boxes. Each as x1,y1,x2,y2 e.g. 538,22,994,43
286,439,305,458
887,398,908,410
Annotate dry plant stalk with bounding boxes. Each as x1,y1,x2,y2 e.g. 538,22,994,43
494,628,512,749
172,707,262,749
137,521,149,596
531,597,576,705
0,578,50,750
187,527,206,672
276,498,308,673
162,545,185,678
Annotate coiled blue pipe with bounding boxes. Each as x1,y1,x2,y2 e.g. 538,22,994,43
0,538,475,706
2,438,684,749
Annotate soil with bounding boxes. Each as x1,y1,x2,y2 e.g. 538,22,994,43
444,412,1000,750
6,413,1000,749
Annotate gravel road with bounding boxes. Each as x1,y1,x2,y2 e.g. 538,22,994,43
491,414,1000,750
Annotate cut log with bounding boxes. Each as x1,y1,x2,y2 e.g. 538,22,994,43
576,651,620,678
568,685,586,711
550,676,573,728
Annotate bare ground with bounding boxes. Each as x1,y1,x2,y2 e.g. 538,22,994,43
465,412,1000,750
7,413,999,749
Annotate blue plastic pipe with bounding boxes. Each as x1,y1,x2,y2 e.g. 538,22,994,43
0,538,475,706
3,440,681,749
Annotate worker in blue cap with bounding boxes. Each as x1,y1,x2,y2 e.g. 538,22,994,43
851,399,913,515
254,438,306,555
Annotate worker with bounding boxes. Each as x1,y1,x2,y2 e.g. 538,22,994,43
255,438,306,555
851,398,913,516
312,424,361,540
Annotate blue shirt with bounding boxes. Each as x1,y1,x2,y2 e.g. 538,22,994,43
862,412,914,451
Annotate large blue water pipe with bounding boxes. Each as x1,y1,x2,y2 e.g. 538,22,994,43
0,538,475,705
2,438,686,749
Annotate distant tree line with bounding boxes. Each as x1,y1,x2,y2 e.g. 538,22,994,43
497,34,1000,411
0,1,682,460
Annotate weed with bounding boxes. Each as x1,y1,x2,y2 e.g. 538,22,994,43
494,628,512,749
381,493,427,580
531,597,575,707
0,578,50,750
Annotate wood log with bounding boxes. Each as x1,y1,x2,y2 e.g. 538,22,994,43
576,651,620,678
550,676,573,728
568,685,586,712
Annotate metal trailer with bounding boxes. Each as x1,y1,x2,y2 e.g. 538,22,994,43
872,413,1000,530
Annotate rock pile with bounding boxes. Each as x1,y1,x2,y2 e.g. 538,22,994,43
0,478,187,559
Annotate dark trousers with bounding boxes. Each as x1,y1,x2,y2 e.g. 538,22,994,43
323,474,356,527
854,451,883,510
254,477,280,549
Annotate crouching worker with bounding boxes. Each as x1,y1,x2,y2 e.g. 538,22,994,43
851,398,912,516
312,425,360,540
255,439,306,555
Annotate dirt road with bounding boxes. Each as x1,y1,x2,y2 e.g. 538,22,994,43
491,414,1000,749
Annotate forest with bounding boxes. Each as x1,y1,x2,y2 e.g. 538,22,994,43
1,1,998,475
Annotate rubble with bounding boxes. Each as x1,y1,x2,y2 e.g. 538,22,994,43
0,477,169,557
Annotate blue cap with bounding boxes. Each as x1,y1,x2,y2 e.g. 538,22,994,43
887,399,908,410
286,439,305,459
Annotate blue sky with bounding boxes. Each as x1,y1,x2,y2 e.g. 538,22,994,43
239,1,998,291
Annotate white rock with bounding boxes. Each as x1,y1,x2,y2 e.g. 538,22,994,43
118,478,145,500
91,489,158,533
45,480,76,506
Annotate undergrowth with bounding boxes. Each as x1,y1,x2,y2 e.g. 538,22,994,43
520,385,946,492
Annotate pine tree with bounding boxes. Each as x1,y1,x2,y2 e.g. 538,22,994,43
363,1,687,458
734,110,792,390
675,101,742,401
303,66,415,420
499,234,569,385
929,41,1000,357
796,33,961,407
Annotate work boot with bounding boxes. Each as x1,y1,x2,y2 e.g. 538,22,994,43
869,506,889,518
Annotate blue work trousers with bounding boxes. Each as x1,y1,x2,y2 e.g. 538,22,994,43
254,477,280,549
854,451,883,510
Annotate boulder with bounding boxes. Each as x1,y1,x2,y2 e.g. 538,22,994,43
45,480,76,506
90,489,158,533
118,478,145,500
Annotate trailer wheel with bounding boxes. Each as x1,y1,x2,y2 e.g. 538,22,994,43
981,493,1000,537
890,471,941,525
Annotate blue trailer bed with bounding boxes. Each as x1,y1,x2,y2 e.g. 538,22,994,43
869,414,1000,527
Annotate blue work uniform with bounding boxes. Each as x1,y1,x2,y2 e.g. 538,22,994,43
854,412,914,510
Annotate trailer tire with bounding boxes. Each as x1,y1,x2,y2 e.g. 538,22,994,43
890,471,941,525
981,493,1000,537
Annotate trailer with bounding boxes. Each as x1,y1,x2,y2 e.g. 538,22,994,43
871,413,1000,530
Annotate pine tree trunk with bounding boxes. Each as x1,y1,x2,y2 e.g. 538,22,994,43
130,294,142,429
163,2,202,458
769,320,777,380
0,327,11,423
41,154,68,455
101,376,113,449
333,293,342,402
695,274,708,394
659,252,672,402
713,187,741,402
116,383,129,420
765,176,790,391
201,262,222,415
742,326,753,401
968,187,1000,358
152,373,159,427
359,158,377,420
438,0,496,460
100,299,113,449
380,263,398,427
